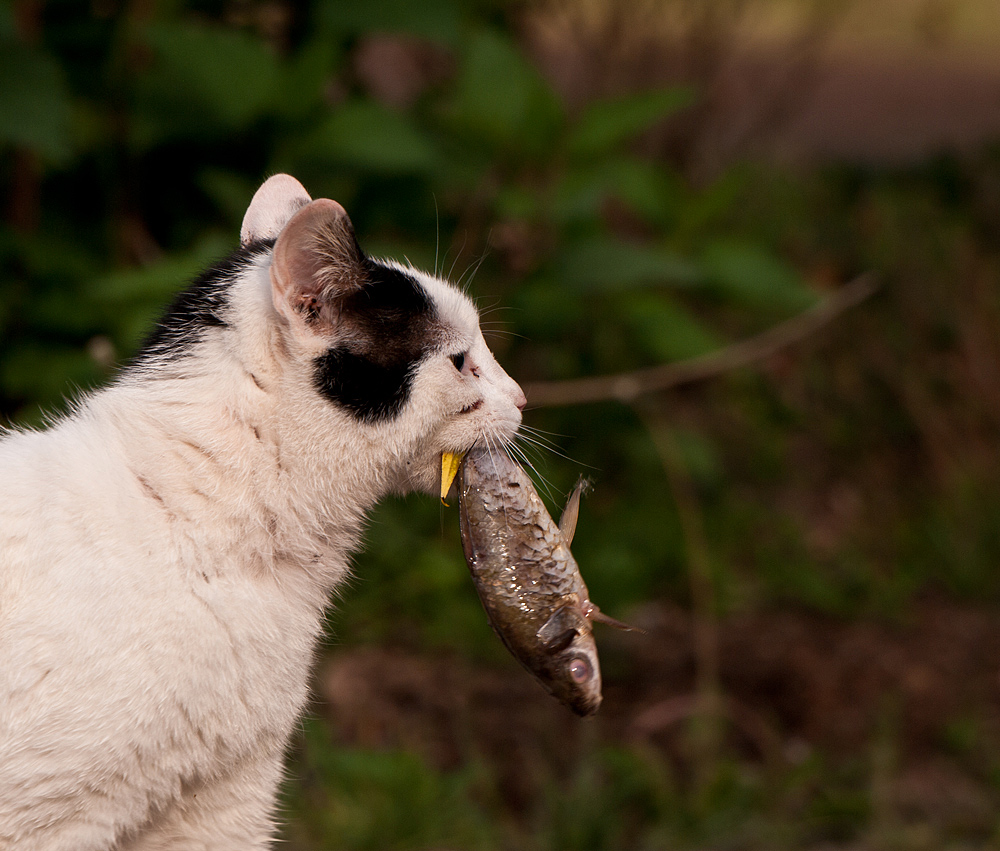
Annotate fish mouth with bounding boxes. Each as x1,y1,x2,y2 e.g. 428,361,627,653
551,656,603,717
568,691,603,717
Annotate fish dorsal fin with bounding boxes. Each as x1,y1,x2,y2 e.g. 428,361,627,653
590,606,645,634
537,604,582,653
558,477,590,545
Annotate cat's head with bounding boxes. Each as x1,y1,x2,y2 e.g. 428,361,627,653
240,174,526,497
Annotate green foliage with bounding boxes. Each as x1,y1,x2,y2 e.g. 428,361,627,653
284,718,499,850
449,29,564,159
131,22,282,146
316,0,467,44
0,38,72,160
556,237,704,292
291,100,440,175
283,732,891,851
700,239,818,312
568,87,694,160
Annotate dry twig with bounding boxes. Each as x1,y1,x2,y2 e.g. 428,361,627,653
524,273,879,407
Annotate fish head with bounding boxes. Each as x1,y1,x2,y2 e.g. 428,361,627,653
544,634,603,717
535,605,603,716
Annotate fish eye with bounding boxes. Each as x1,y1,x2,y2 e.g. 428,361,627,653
450,352,466,372
569,656,592,683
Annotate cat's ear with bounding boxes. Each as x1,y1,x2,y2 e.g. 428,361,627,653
241,174,312,246
269,198,366,336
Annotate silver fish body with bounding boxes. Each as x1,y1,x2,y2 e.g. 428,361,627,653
458,446,602,716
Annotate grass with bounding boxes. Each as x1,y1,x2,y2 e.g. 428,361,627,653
282,719,978,851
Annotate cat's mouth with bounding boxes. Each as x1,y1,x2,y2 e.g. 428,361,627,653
459,399,483,415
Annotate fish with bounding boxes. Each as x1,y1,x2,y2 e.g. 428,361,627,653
456,445,629,716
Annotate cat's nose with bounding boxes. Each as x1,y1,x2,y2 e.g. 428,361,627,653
514,386,527,411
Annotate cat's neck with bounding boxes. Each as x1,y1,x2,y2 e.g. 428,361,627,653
75,325,390,597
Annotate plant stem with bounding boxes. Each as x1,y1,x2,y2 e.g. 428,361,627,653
646,417,723,798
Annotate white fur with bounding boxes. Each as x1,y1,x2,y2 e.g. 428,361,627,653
0,176,525,849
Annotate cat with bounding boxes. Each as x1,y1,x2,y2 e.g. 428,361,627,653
0,174,526,850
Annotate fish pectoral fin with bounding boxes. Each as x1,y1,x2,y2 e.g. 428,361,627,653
536,605,582,653
590,606,645,634
542,628,579,655
558,477,591,545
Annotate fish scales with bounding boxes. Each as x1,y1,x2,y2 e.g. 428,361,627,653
459,446,602,716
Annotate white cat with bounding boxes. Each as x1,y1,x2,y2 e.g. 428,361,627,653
0,174,526,849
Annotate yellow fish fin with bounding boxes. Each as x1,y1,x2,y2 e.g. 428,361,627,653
440,451,463,505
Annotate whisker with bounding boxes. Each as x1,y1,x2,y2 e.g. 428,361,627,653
482,429,511,530
516,424,566,446
447,231,469,283
433,194,440,278
515,429,595,469
474,296,503,316
507,439,559,502
458,244,490,294
511,441,554,470
482,330,526,343
477,303,519,318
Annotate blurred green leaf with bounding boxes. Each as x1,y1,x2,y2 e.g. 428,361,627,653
513,279,587,337
0,344,102,407
0,5,14,38
701,239,817,311
672,427,724,489
568,87,695,159
0,39,73,159
674,171,744,241
289,100,439,174
130,22,280,146
316,0,465,44
558,236,705,292
494,184,543,221
90,235,233,303
449,29,564,157
620,292,721,361
603,157,684,227
274,38,340,120
16,232,100,282
88,235,234,349
555,156,683,227
197,169,259,230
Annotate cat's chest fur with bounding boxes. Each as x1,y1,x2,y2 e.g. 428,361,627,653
0,174,525,850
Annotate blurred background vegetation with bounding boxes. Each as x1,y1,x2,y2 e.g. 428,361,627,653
6,0,1000,848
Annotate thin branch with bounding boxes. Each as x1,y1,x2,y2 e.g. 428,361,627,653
524,273,879,408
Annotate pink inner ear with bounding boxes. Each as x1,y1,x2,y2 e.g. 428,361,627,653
269,198,364,328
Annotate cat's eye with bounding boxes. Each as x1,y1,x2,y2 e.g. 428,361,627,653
450,352,466,372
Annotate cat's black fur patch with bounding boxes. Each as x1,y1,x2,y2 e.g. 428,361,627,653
313,348,418,424
313,259,441,424
134,239,275,363
132,236,440,423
